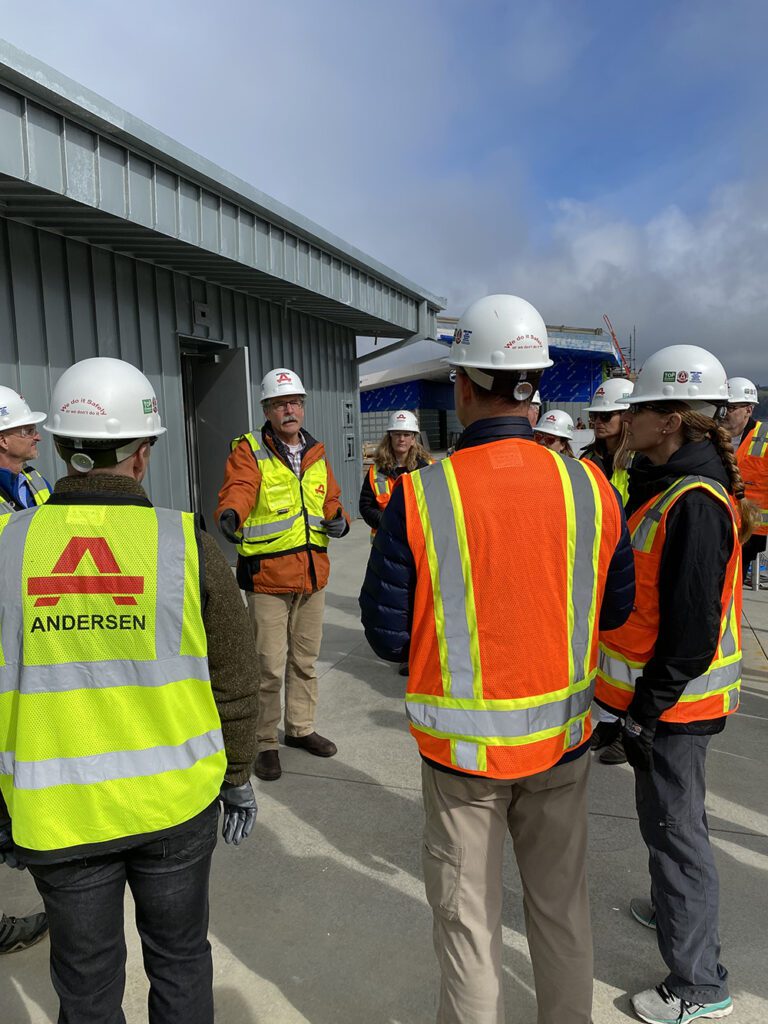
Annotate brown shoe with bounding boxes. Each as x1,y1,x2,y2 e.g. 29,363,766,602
284,732,337,757
254,749,282,781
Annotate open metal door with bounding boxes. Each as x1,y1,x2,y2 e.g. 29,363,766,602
181,344,253,565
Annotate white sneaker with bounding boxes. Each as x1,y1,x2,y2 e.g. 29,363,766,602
631,983,733,1023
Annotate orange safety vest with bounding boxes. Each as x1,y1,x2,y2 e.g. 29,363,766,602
368,465,396,510
596,476,742,723
736,421,768,536
400,441,623,780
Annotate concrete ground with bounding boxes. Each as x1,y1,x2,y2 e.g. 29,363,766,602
2,519,768,1023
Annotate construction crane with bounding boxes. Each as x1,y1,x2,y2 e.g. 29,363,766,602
603,314,633,377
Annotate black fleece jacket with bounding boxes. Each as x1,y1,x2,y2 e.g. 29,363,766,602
604,440,736,735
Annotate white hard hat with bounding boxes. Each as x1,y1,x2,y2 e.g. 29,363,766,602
531,390,542,406
535,410,574,440
45,358,165,440
727,376,758,405
261,368,306,403
387,410,419,432
585,378,634,413
0,385,47,431
449,296,553,388
627,345,728,417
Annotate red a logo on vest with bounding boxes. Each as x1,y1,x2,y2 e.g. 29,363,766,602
27,537,144,608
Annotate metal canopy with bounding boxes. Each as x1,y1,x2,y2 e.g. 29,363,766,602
0,40,444,338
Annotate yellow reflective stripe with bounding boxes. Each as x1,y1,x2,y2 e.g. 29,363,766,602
747,421,768,457
441,460,483,701
409,471,453,697
574,461,602,683
546,453,576,685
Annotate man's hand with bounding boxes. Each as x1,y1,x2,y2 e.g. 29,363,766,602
320,510,348,538
219,781,258,845
218,509,240,544
0,819,24,870
623,714,656,772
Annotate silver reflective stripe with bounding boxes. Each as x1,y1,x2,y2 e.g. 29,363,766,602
23,469,48,497
407,688,592,739
0,750,13,775
631,508,662,550
600,650,741,696
375,471,389,495
252,444,272,461
307,515,326,530
750,421,768,457
454,740,480,771
155,509,187,660
726,689,740,712
11,728,224,790
241,513,301,538
0,656,210,696
0,500,15,514
419,464,476,700
719,597,737,659
569,719,583,747
559,459,598,674
0,510,34,669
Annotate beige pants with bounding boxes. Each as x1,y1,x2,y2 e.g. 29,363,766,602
421,755,592,1024
247,589,326,752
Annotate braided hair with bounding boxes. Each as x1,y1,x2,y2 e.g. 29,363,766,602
678,408,760,543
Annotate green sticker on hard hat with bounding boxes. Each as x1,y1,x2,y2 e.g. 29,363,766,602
142,399,154,414
662,371,676,382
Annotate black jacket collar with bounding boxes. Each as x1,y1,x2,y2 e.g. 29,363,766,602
455,416,534,450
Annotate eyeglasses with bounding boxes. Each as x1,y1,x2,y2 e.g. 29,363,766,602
268,398,305,411
588,411,621,423
6,425,40,438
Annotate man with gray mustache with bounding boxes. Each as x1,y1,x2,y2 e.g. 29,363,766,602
217,368,350,781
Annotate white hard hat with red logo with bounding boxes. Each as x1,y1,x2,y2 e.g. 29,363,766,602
449,295,553,385
45,358,165,440
626,345,728,417
727,377,758,405
261,368,306,403
387,410,419,432
534,409,574,440
585,378,634,413
0,385,47,431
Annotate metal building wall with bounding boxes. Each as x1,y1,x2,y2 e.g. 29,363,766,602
0,216,361,513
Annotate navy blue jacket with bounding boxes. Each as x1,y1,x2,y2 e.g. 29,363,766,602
359,416,635,664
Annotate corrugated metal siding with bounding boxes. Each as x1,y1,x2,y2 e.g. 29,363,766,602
0,216,361,514
0,80,436,338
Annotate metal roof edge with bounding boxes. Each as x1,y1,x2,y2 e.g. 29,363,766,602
0,38,446,310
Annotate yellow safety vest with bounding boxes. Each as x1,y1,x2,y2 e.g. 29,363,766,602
0,502,226,854
0,467,51,514
232,433,329,558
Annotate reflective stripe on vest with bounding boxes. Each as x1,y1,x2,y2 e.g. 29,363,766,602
0,505,226,854
232,433,329,557
596,476,742,722
402,448,614,778
0,468,50,514
737,421,768,533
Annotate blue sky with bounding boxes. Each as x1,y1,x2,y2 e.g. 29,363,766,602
1,0,766,378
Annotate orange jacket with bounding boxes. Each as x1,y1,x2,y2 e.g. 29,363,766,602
597,477,742,723
216,429,348,594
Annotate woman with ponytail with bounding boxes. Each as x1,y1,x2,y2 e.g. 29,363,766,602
595,345,757,1024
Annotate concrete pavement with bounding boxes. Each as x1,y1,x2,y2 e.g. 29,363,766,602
2,519,768,1023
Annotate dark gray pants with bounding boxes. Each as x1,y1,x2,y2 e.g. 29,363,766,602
635,731,728,1004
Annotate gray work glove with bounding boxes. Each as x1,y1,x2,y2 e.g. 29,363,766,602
218,509,240,543
219,781,258,845
0,818,24,870
320,510,348,538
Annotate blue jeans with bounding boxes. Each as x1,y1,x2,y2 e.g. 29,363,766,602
29,802,219,1024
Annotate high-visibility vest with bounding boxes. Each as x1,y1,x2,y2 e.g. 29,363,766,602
0,502,226,854
596,476,742,723
0,468,51,514
400,442,623,780
736,421,768,536
369,464,395,510
232,433,328,559
611,466,630,507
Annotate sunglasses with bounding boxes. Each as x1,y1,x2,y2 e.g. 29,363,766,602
588,411,621,423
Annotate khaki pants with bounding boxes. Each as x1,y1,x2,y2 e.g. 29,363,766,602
247,589,326,752
421,755,592,1024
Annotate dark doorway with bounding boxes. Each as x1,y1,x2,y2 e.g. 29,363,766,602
180,340,253,564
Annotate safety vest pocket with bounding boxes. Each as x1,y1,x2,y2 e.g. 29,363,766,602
265,482,295,514
422,833,463,921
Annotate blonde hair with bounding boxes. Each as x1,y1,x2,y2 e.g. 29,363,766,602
674,407,760,544
374,432,431,474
